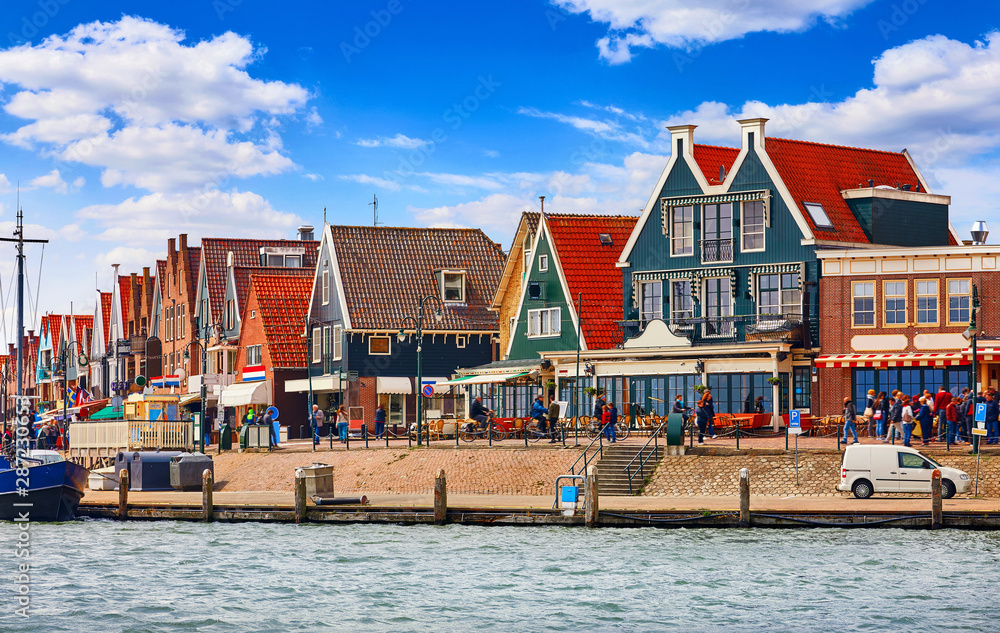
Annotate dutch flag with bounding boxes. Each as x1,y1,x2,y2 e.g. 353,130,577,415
242,365,265,382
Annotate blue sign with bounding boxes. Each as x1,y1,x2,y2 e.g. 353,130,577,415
976,403,987,423
789,410,801,428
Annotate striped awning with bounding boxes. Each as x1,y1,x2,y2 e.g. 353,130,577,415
816,353,967,368
962,348,1000,361
660,190,768,207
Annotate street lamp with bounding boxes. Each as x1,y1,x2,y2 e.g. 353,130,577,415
963,283,982,454
185,321,227,454
397,296,444,446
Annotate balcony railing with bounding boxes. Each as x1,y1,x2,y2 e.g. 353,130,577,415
699,238,734,264
618,314,805,347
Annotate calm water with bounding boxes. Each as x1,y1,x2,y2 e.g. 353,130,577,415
2,521,998,632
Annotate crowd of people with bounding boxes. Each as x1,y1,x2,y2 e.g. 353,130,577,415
843,385,1000,447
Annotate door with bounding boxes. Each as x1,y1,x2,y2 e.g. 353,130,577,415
897,451,934,492
702,203,733,263
704,278,733,337
869,450,899,492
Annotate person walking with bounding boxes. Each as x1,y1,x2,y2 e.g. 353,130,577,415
547,398,561,443
695,391,714,444
603,401,618,443
311,404,325,445
986,393,1000,445
946,397,963,445
873,391,888,441
916,397,934,446
842,397,859,445
884,391,902,443
373,404,386,439
901,396,915,447
262,407,277,449
863,389,876,435
335,405,348,443
593,394,606,422
934,386,953,441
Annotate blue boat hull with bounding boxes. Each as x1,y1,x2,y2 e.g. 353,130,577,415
0,459,89,521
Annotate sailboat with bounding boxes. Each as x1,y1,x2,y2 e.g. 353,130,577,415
0,208,88,521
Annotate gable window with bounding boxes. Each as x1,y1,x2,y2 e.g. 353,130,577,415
321,270,330,305
177,304,185,338
701,203,733,264
804,202,833,229
852,282,875,327
947,279,971,325
670,281,694,326
225,300,236,330
916,280,938,325
670,206,693,256
884,281,907,326
246,345,262,367
312,326,322,363
742,200,765,251
442,272,465,303
758,274,801,319
523,234,532,271
527,307,561,338
639,281,662,322
322,326,332,372
369,335,390,355
166,307,173,341
538,254,549,273
333,325,343,360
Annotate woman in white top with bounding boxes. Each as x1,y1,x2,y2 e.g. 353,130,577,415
901,397,915,447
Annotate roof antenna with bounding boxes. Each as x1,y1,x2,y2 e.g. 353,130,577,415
323,206,327,225
370,194,380,226
539,195,545,216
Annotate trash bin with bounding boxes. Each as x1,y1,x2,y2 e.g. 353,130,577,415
115,451,139,489
130,451,184,491
295,463,334,498
219,422,233,451
666,412,683,445
239,424,250,450
170,453,215,491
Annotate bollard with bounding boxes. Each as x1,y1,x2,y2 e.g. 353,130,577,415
735,420,740,451
294,471,307,524
118,468,129,520
837,422,841,451
931,469,943,529
585,464,599,528
434,469,447,525
202,469,214,522
785,425,789,451
739,468,750,528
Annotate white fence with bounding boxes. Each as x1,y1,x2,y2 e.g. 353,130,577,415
69,419,193,463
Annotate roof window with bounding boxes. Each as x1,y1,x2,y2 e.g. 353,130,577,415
803,203,833,229
599,233,613,246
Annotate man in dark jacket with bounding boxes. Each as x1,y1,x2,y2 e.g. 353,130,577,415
593,395,606,420
531,395,547,438
547,399,561,443
933,386,953,441
470,396,492,431
843,397,858,445
985,393,999,445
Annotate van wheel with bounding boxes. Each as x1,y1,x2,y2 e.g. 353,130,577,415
941,479,956,499
852,479,873,499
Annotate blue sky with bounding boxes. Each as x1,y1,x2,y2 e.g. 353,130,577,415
0,0,997,340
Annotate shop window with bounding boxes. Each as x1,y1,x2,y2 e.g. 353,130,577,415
947,279,971,325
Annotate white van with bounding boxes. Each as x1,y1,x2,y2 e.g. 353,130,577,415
837,445,971,499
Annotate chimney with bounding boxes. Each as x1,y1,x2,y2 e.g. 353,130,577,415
179,233,188,252
298,224,315,241
168,238,176,258
667,124,697,162
737,118,767,151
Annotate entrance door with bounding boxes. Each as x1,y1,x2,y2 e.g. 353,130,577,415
704,278,733,337
897,451,934,492
378,393,406,426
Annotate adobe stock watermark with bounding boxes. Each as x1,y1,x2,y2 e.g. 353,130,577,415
877,0,930,40
12,396,33,619
5,0,72,47
341,0,410,63
673,0,750,73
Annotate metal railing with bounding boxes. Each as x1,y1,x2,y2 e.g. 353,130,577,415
699,238,734,264
567,428,605,476
624,421,666,493
618,314,806,346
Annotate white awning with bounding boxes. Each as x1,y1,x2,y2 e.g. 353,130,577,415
284,375,342,393
377,376,412,394
438,371,530,386
219,380,271,406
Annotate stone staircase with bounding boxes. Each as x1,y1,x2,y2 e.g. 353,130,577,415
595,443,665,496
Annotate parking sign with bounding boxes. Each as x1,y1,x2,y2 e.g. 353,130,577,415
788,409,803,435
974,403,988,436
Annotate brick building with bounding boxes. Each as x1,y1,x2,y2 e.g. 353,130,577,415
816,245,1000,414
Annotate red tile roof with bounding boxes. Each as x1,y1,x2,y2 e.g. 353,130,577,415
200,238,318,324
117,276,130,326
155,260,167,298
99,292,113,348
765,137,956,245
693,143,740,184
72,315,93,347
329,226,505,331
545,214,638,350
248,274,312,368
233,265,313,314
42,314,64,351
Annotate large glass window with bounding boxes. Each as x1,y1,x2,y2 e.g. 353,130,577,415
758,273,801,318
852,367,969,412
671,281,694,325
704,277,733,337
852,282,875,327
884,281,907,326
916,280,938,325
701,203,733,263
793,367,811,410
948,279,971,325
742,200,765,251
527,308,561,338
639,281,662,322
708,373,775,415
670,206,693,256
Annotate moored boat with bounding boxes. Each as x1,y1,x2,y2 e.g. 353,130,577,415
0,450,89,521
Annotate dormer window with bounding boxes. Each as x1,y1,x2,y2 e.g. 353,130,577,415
259,246,306,268
804,202,833,229
439,270,466,303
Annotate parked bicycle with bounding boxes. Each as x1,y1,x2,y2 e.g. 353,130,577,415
458,414,506,442
584,417,630,441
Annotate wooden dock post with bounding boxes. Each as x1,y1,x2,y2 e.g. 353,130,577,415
294,470,307,524
931,469,943,529
202,469,214,522
118,468,129,520
434,469,447,525
585,464,599,528
739,468,750,528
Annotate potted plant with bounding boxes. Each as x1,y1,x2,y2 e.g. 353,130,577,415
766,376,782,385
693,384,707,394
545,379,556,389
583,387,599,396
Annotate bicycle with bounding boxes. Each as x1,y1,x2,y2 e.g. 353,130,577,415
458,415,506,442
525,417,561,443
584,418,630,441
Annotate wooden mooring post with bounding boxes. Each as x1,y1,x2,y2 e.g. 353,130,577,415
202,469,214,522
118,468,129,520
739,468,750,528
434,469,448,525
931,469,943,529
585,464,599,528
294,471,307,524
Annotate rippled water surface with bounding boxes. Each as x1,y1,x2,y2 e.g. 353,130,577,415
2,521,999,632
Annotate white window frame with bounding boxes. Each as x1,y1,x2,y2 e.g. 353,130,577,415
178,304,185,338
538,254,549,273
246,345,262,366
333,325,343,360
757,273,801,319
312,326,322,363
669,205,694,257
522,235,532,272
321,270,330,306
741,200,766,252
702,277,733,338
947,278,971,326
456,335,467,349
527,307,561,338
670,280,694,328
639,281,662,322
883,280,907,328
915,279,939,326
442,271,466,303
852,281,876,328
368,335,391,356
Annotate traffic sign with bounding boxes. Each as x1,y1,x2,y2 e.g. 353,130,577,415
422,384,435,398
975,403,987,422
788,409,803,435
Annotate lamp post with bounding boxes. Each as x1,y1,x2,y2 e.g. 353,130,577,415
965,284,981,455
397,295,444,447
185,321,226,454
58,341,88,431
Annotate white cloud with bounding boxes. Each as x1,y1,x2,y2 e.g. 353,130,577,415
0,174,12,194
29,169,69,194
305,107,323,127
553,0,873,63
483,149,500,159
303,173,323,182
409,193,535,232
338,173,426,193
355,134,430,150
93,246,159,276
518,107,649,146
415,172,503,190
